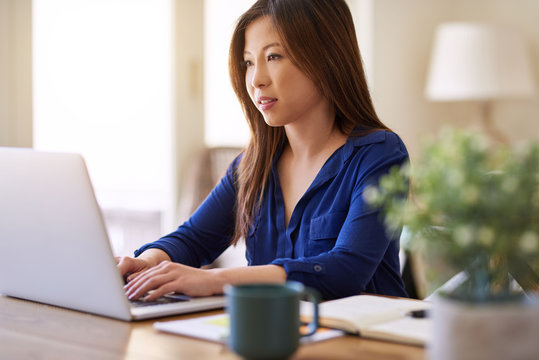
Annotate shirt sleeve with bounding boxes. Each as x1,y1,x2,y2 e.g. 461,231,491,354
271,134,409,299
134,156,240,267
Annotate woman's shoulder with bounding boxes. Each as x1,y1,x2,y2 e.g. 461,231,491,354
339,130,409,182
346,129,408,157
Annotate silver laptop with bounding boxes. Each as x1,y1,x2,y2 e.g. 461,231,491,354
0,147,225,321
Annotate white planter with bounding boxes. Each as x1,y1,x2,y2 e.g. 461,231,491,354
429,295,539,360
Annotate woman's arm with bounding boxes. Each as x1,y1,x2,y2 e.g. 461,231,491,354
124,262,286,301
119,154,286,300
132,156,241,268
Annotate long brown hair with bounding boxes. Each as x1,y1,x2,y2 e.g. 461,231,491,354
229,0,389,244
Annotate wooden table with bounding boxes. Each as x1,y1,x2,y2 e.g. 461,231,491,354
0,295,425,359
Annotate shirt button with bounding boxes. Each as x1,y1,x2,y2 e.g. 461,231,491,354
313,264,323,272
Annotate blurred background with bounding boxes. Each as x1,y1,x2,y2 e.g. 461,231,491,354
1,0,538,259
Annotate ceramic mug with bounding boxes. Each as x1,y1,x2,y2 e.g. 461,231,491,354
224,281,319,360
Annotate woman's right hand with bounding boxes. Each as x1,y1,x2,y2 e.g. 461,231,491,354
116,248,171,282
116,256,153,282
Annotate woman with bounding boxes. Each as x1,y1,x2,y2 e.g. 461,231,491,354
118,0,409,301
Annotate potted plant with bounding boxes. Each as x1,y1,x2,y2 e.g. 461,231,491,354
365,127,539,360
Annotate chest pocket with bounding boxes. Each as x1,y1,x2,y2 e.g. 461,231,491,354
308,211,347,256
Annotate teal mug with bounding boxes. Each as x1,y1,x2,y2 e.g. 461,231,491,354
224,281,319,360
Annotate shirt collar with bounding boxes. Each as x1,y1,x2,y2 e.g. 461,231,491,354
314,129,388,186
270,129,387,182
341,129,387,164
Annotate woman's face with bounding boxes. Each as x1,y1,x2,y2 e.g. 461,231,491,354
243,16,328,128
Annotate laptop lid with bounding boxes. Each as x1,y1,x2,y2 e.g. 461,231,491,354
0,148,224,321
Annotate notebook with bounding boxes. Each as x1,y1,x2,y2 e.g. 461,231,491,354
0,147,225,321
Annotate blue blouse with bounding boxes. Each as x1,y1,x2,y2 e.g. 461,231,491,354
135,130,409,300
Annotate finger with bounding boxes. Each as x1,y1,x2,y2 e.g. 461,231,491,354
124,264,174,298
124,261,180,298
125,261,164,286
117,259,129,277
125,262,155,283
144,282,179,302
126,273,176,301
124,267,154,294
126,270,144,283
120,257,153,281
117,256,137,277
125,260,173,286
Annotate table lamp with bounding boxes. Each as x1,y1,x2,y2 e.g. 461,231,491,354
425,22,536,143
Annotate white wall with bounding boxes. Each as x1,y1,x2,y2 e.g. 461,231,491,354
204,0,252,147
0,0,32,147
173,0,205,224
369,0,539,158
32,0,174,214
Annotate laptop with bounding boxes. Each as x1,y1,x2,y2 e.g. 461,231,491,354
0,147,225,321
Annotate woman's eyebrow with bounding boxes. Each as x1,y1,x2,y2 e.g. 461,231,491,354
262,42,281,51
244,42,282,55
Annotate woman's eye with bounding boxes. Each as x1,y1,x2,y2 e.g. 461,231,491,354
267,54,282,61
241,60,253,67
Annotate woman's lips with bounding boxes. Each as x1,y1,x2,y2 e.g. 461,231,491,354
258,97,277,111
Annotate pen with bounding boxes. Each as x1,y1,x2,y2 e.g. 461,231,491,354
407,309,429,318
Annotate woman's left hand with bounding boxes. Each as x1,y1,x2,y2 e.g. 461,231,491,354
124,261,222,301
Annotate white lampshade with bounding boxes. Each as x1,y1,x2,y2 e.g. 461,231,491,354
425,22,535,101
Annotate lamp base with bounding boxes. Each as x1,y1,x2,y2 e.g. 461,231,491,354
479,102,508,144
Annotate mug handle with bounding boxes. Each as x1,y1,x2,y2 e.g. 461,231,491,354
300,287,319,337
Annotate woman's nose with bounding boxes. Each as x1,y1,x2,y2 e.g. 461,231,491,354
250,64,270,88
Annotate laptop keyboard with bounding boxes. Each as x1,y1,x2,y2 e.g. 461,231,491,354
129,293,192,307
